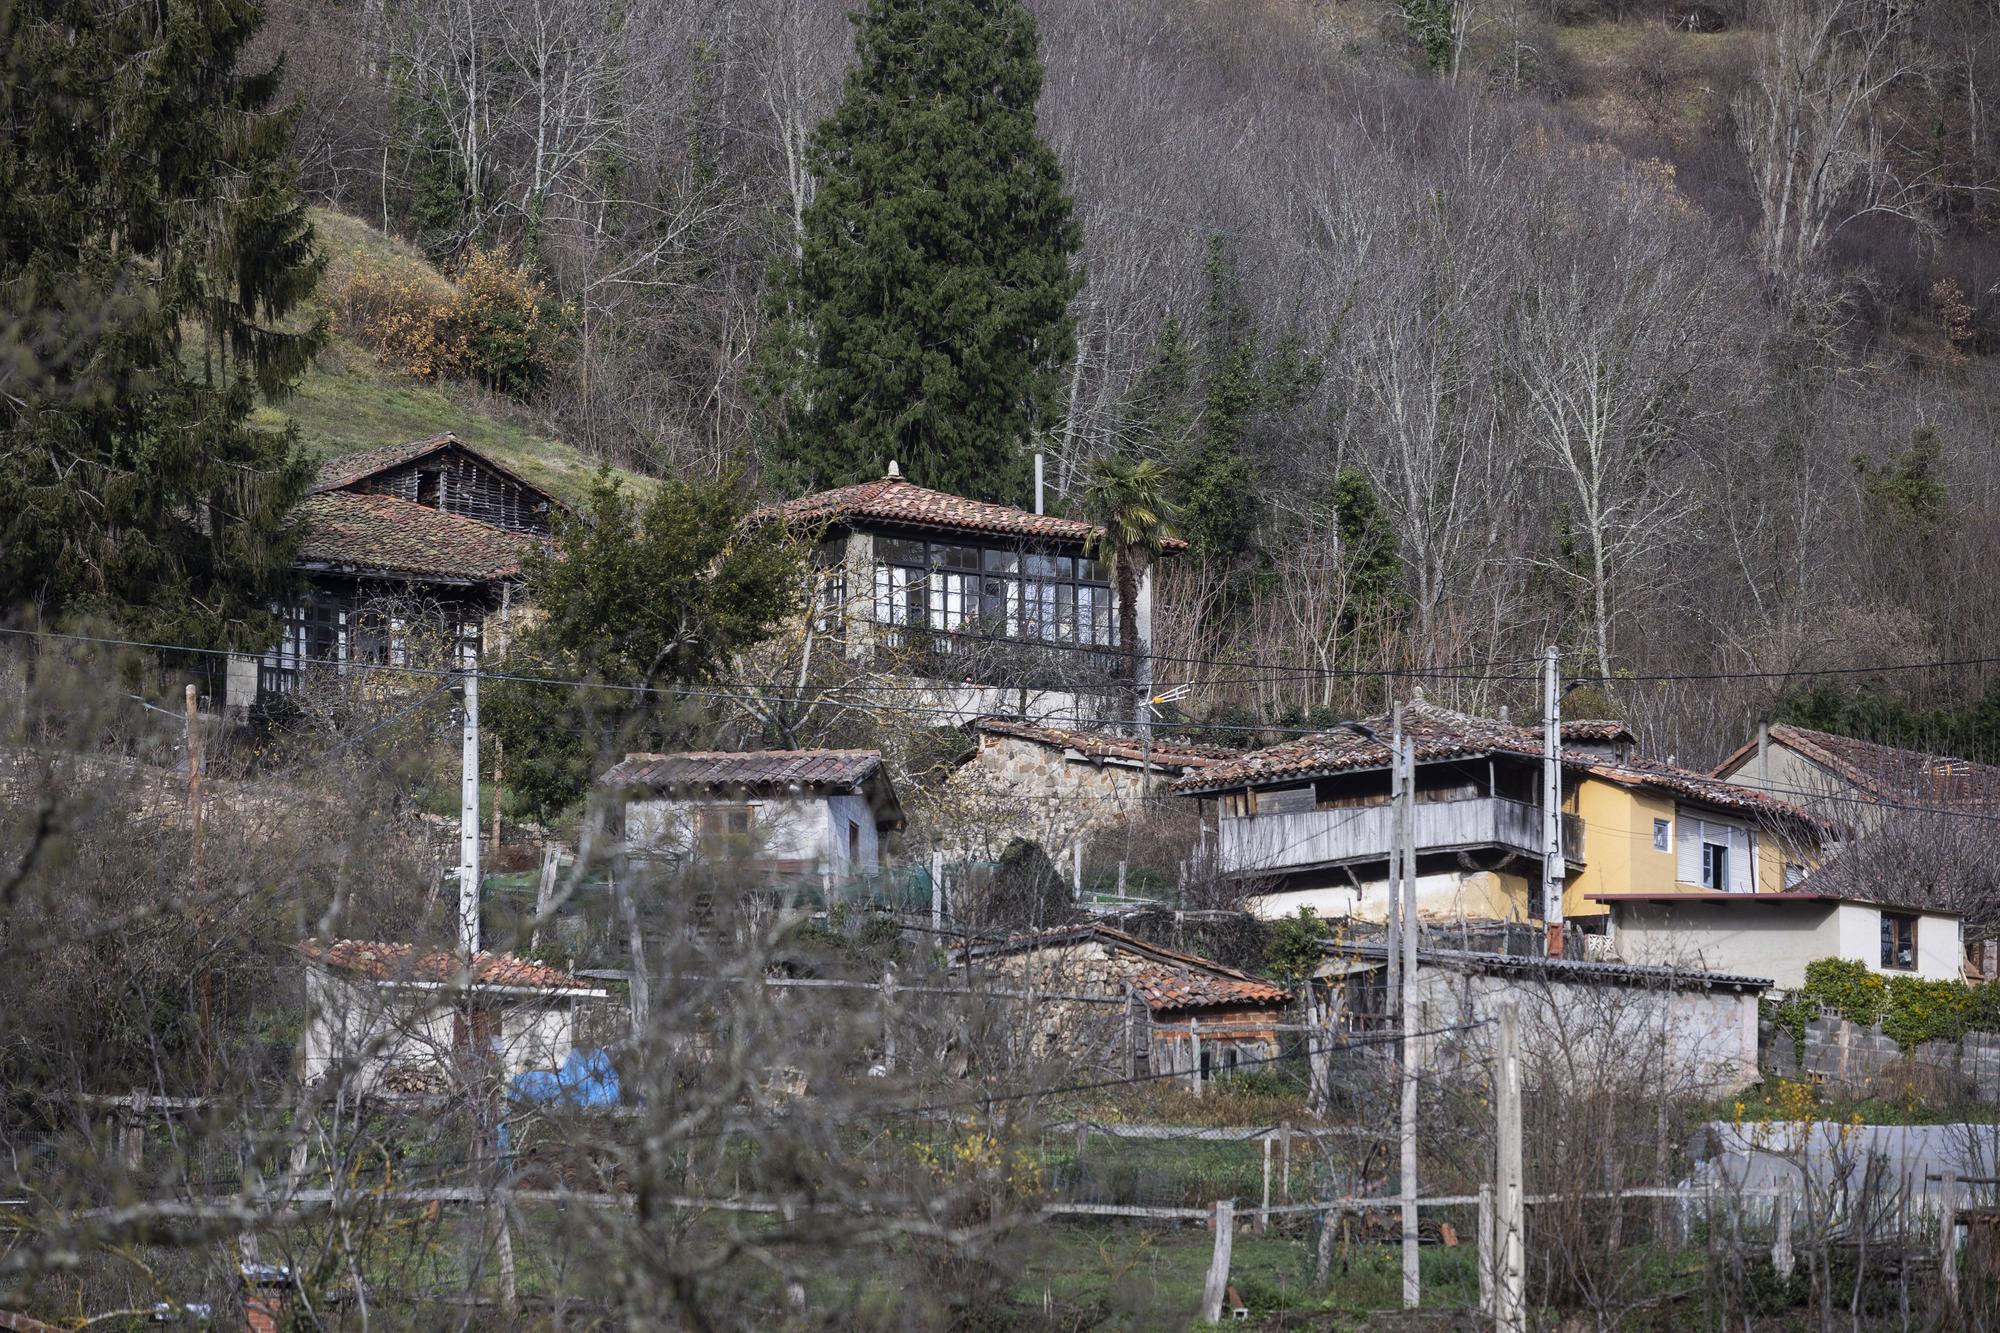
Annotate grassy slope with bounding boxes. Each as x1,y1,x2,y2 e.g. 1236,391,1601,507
250,208,651,507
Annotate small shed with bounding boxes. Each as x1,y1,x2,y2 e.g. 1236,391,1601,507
953,923,1292,1081
601,749,905,879
1314,942,1769,1098
300,940,606,1096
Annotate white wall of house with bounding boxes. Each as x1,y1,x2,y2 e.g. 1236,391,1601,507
824,792,881,874
1831,903,1962,981
1402,964,1761,1096
301,968,588,1095
625,794,833,864
1610,900,1962,990
1250,868,1532,925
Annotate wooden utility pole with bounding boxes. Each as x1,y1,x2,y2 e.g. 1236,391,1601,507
1398,734,1419,1310
1495,1002,1525,1333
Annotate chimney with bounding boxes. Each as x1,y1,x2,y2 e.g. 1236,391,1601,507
1545,921,1565,960
1757,720,1771,788
1034,452,1045,515
884,460,902,481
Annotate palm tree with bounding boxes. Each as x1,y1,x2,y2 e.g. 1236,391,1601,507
1079,455,1177,705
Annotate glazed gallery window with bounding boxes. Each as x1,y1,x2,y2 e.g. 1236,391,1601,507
871,536,1116,647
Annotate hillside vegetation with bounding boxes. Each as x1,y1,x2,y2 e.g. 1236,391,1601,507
249,0,2000,763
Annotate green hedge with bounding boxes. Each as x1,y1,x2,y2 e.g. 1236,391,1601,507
1768,957,2000,1052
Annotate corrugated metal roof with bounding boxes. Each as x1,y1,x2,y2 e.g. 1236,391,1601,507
600,749,885,792
1323,940,1771,992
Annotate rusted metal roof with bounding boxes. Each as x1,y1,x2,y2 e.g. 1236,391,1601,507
1713,723,2000,807
762,471,1188,551
970,718,1241,772
600,749,885,792
301,939,597,991
954,922,1291,1011
291,490,536,583
1172,701,1823,828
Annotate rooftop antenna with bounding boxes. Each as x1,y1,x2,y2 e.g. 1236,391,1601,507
1143,682,1193,720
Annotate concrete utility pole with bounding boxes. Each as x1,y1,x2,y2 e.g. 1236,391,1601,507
1386,703,1404,1022
184,683,203,875
1399,734,1419,1310
1494,1002,1525,1332
1540,646,1564,942
458,664,481,958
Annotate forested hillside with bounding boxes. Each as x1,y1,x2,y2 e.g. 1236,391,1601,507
261,0,2000,759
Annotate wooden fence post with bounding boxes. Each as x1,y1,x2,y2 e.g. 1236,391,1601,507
1495,1003,1525,1333
1477,1182,1494,1317
1260,1133,1273,1234
1280,1124,1292,1205
1189,1017,1203,1098
1939,1171,1959,1316
1201,1200,1234,1324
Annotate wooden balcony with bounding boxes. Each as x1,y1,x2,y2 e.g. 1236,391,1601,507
1216,797,1582,878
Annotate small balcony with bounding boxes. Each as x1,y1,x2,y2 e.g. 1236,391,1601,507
1216,797,1582,879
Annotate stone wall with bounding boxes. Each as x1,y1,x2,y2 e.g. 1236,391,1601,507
1761,1012,2000,1101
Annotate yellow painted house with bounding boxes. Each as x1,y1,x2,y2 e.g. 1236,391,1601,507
1173,702,1827,932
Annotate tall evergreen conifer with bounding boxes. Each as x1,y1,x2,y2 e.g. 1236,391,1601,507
763,0,1080,503
0,0,322,647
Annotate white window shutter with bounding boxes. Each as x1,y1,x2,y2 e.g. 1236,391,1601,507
1676,815,1701,884
1730,825,1753,893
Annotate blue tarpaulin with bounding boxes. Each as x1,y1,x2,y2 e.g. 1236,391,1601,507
509,1048,620,1108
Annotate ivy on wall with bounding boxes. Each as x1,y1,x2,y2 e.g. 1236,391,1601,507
1768,957,2000,1053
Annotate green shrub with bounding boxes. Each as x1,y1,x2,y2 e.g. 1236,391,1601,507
1880,975,1973,1049
1775,955,1999,1053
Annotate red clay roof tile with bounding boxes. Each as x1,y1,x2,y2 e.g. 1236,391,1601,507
301,939,596,991
764,475,1188,551
600,749,885,791
292,491,537,582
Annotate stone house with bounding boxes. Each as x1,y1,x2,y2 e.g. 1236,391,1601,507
1713,722,2000,834
953,923,1291,1082
932,718,1240,862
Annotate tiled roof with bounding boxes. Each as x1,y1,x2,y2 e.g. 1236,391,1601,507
1586,887,1961,916
1326,940,1772,992
1130,964,1292,1011
292,491,536,582
600,749,885,792
1172,701,1822,827
312,435,458,492
1563,719,1636,744
1714,723,2000,806
955,922,1291,1011
764,472,1188,551
971,718,1242,772
301,939,597,991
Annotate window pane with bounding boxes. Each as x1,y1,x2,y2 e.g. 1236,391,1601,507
1079,555,1112,583
876,536,925,565
1055,584,1076,641
932,543,979,570
1026,552,1070,579
983,546,1019,573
